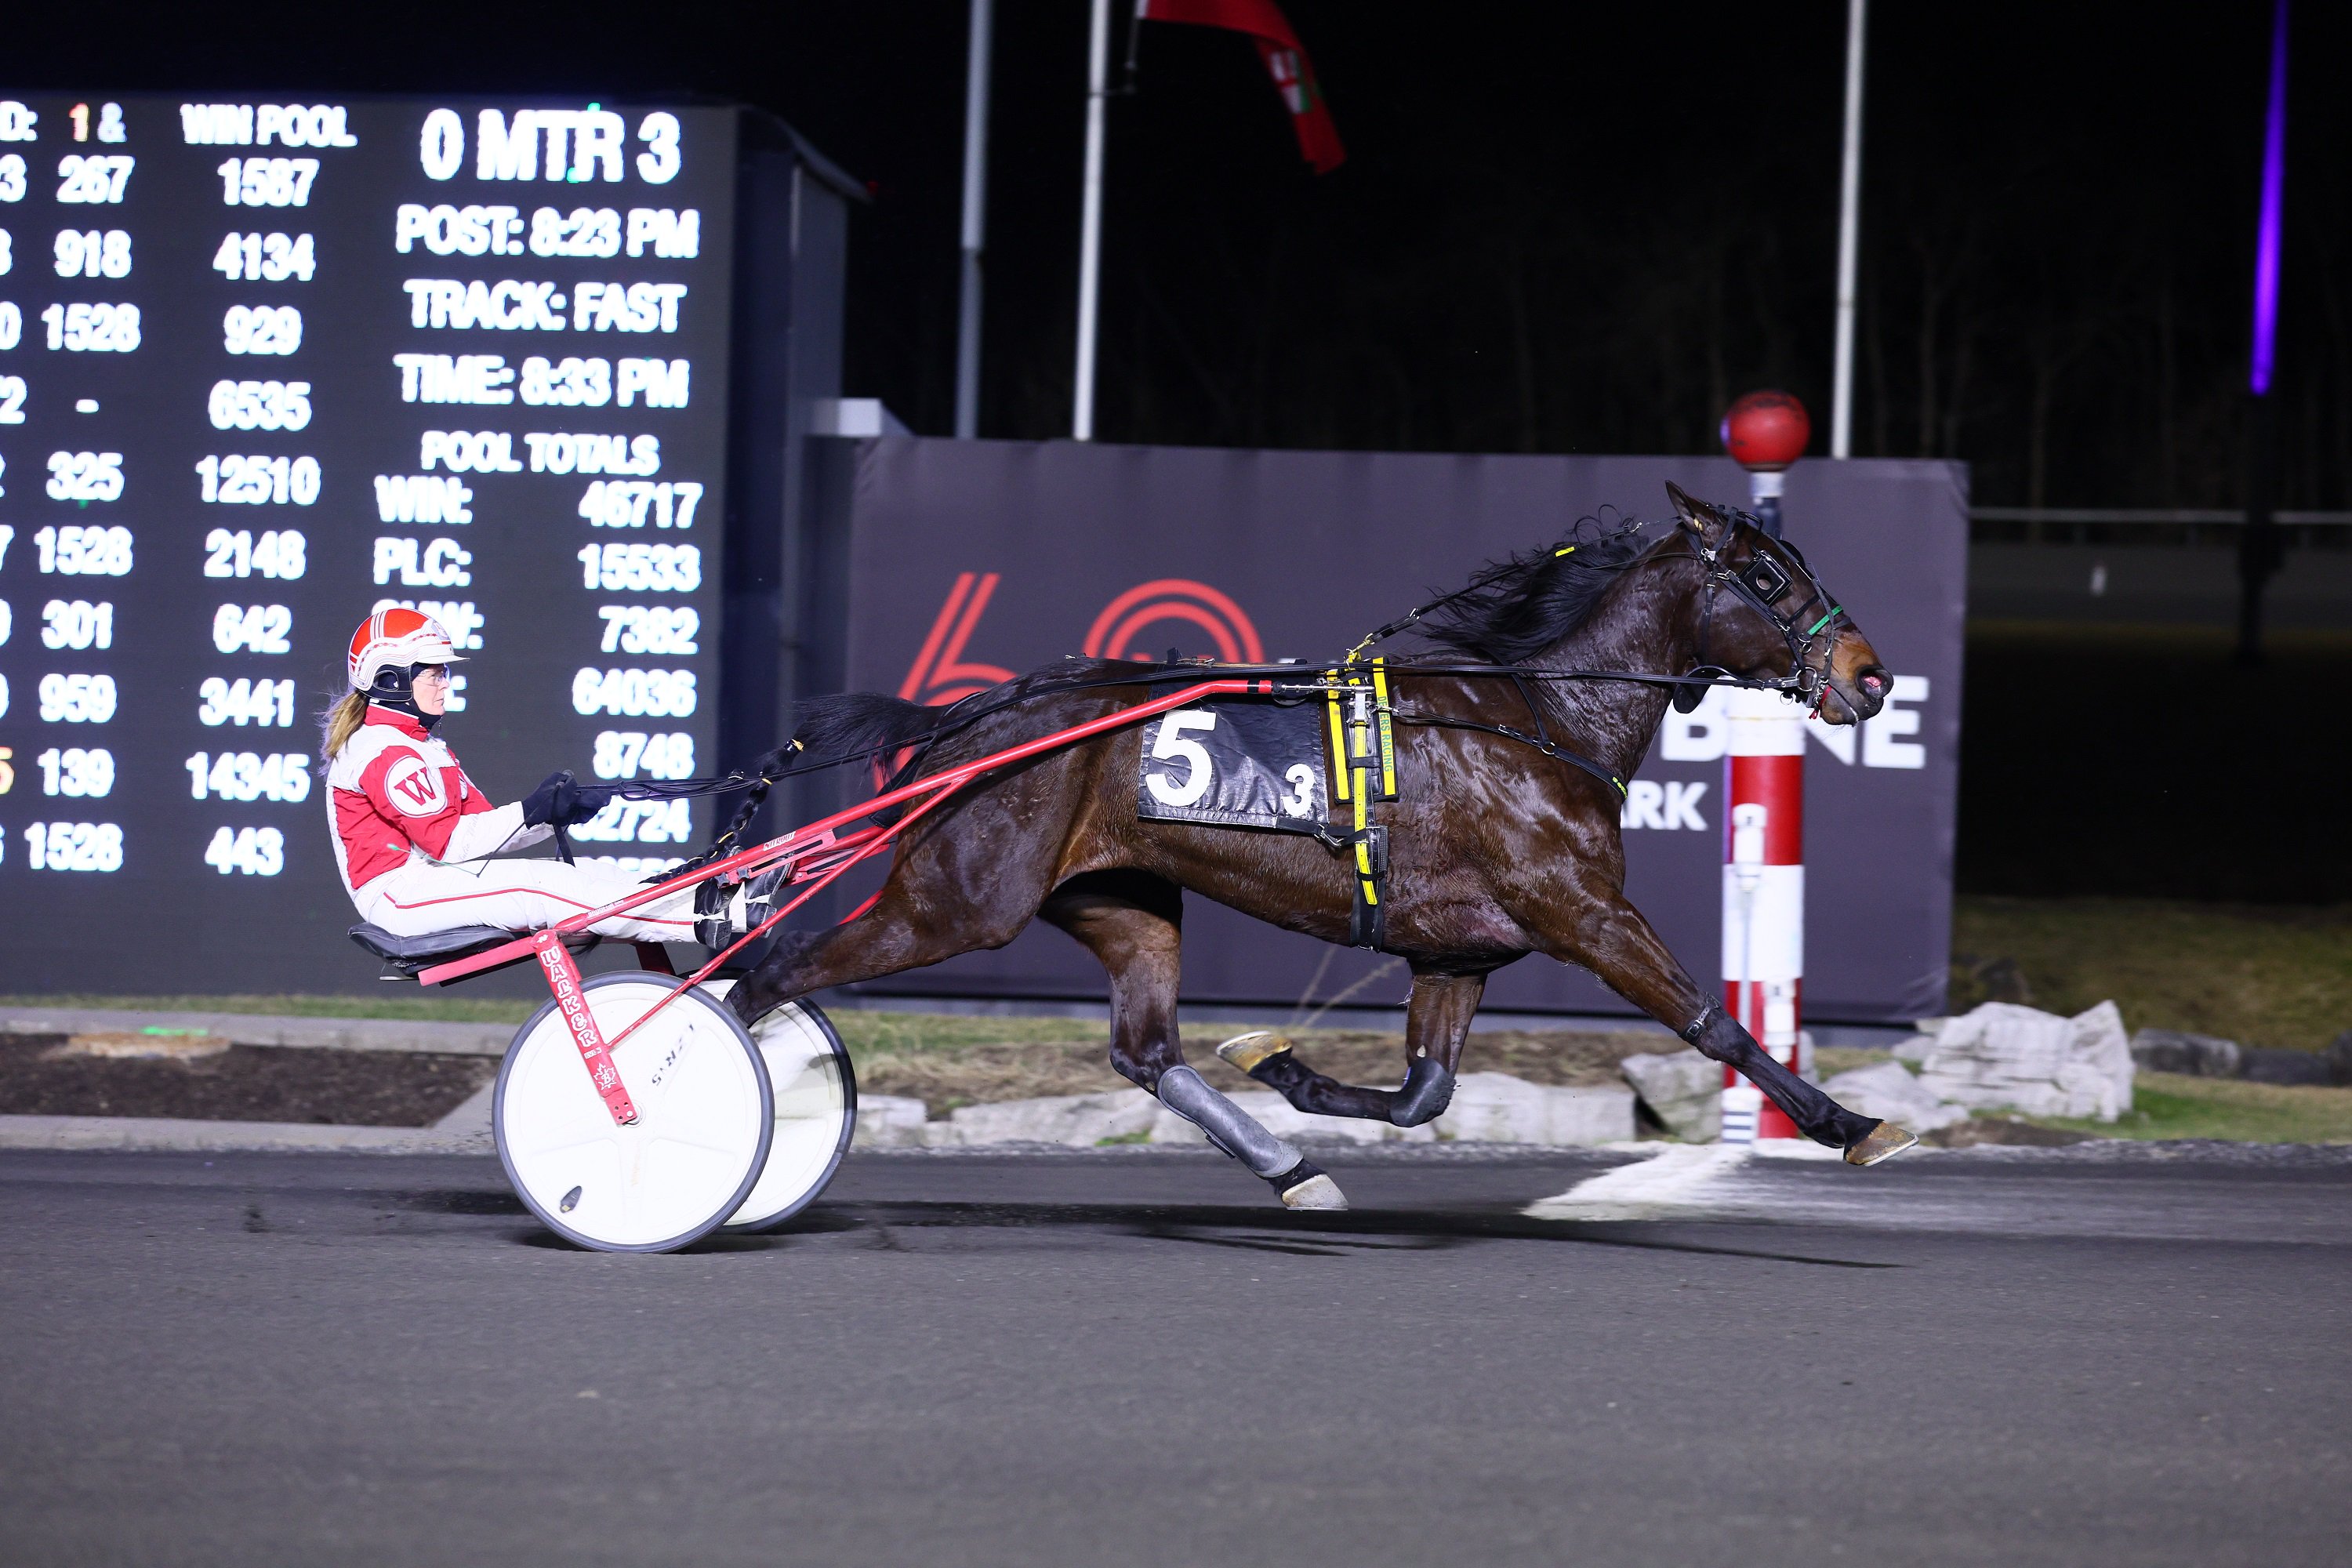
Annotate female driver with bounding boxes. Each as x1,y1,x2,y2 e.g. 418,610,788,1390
323,608,699,944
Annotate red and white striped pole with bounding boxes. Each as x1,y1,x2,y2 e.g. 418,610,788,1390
1719,391,1813,1143
1721,692,1804,1142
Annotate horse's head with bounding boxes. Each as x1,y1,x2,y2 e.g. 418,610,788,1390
1663,482,1889,725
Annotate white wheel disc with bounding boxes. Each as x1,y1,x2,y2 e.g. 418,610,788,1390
495,973,773,1254
704,985,857,1233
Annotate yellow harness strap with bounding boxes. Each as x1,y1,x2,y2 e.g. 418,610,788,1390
1323,658,1397,947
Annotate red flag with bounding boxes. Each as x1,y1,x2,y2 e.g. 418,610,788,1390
1137,0,1346,173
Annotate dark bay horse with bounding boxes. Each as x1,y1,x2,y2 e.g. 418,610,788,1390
729,485,1918,1207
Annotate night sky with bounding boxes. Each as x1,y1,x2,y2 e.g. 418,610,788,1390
13,1,2348,507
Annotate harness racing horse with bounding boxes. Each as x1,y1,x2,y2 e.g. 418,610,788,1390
728,485,1918,1207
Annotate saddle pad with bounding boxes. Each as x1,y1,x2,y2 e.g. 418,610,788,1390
1135,699,1328,834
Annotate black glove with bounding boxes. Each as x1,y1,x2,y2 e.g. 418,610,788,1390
520,770,619,827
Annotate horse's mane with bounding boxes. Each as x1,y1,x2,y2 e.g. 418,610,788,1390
1417,515,1658,665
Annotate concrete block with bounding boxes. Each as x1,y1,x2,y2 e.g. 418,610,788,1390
1921,1000,2133,1121
2238,1047,2337,1087
1435,1073,1635,1146
2130,1029,2242,1079
1146,1091,1435,1146
927,1089,1160,1148
1890,1035,1936,1065
2069,1001,2134,1115
853,1094,930,1149
1619,1049,1721,1142
1819,1061,1969,1133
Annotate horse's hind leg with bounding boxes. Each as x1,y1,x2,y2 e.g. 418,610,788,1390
1220,967,1486,1128
727,845,1053,1022
1039,872,1346,1210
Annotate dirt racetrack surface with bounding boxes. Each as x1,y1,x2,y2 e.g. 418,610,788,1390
2,1145,2347,1567
0,1035,494,1126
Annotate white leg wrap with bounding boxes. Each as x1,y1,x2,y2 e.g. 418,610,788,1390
1156,1065,1303,1179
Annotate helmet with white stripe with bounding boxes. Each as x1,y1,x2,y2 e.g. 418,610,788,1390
347,607,464,691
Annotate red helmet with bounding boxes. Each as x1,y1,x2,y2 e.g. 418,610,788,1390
347,607,463,691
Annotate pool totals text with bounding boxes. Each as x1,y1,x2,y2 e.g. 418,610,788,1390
0,96,735,909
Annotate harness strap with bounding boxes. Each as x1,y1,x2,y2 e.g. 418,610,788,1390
1323,662,1394,949
1391,712,1626,799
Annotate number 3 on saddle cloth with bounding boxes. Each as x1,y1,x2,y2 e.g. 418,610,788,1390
1134,662,1398,950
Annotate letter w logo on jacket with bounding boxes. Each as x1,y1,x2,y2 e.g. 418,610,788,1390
384,754,449,817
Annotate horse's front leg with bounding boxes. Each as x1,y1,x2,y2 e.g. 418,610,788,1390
1543,894,1915,1164
1218,966,1486,1127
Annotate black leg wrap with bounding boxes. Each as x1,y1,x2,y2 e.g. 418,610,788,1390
1269,1156,1320,1194
1682,1003,1877,1149
1244,1050,1392,1120
1388,1056,1455,1127
1243,1049,1312,1092
1267,1157,1348,1210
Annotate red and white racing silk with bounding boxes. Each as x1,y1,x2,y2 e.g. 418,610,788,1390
327,706,695,943
326,706,535,895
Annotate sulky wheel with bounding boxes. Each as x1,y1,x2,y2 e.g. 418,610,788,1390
702,984,858,1235
495,971,773,1254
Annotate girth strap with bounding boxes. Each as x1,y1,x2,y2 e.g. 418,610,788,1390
1325,659,1397,949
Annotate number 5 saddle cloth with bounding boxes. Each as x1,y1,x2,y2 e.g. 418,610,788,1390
1133,663,1397,948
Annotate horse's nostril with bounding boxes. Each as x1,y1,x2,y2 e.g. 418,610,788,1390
1859,667,1888,694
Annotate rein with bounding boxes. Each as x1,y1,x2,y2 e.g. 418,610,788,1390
626,510,1853,875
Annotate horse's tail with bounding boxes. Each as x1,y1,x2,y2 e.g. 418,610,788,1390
790,691,941,763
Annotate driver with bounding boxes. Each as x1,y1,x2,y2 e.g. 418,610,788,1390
323,608,699,945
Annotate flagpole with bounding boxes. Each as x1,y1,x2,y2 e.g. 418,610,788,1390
1829,0,1867,459
955,0,994,440
1073,0,1112,441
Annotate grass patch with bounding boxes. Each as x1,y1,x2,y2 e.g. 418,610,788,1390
1952,896,2352,1051
2031,1071,2352,1145
825,1011,1108,1054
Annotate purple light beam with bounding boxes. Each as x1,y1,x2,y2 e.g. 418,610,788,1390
2250,0,2289,397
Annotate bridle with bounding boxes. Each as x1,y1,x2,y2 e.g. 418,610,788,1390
1660,510,1851,715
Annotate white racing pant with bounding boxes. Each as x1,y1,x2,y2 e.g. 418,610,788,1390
357,858,698,945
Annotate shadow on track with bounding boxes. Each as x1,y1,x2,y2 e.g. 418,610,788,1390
678,1200,1898,1270
386,1179,1889,1268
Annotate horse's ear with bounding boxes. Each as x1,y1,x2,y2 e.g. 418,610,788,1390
1665,481,1730,546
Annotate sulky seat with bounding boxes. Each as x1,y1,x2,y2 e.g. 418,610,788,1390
349,922,597,981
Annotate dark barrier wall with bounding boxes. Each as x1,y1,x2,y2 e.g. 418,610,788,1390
826,439,1968,1025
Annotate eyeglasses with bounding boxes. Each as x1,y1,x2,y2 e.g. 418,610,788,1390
413,666,452,684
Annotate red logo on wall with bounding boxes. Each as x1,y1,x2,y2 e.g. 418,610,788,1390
898,572,1018,706
898,574,1265,706
1081,579,1265,665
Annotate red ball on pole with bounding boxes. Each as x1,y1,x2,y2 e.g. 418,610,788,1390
1714,388,1813,1142
1720,390,1811,472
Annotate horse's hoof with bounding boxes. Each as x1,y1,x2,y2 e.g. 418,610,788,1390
1844,1121,1919,1167
1216,1031,1293,1075
1272,1159,1348,1210
1282,1174,1348,1210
